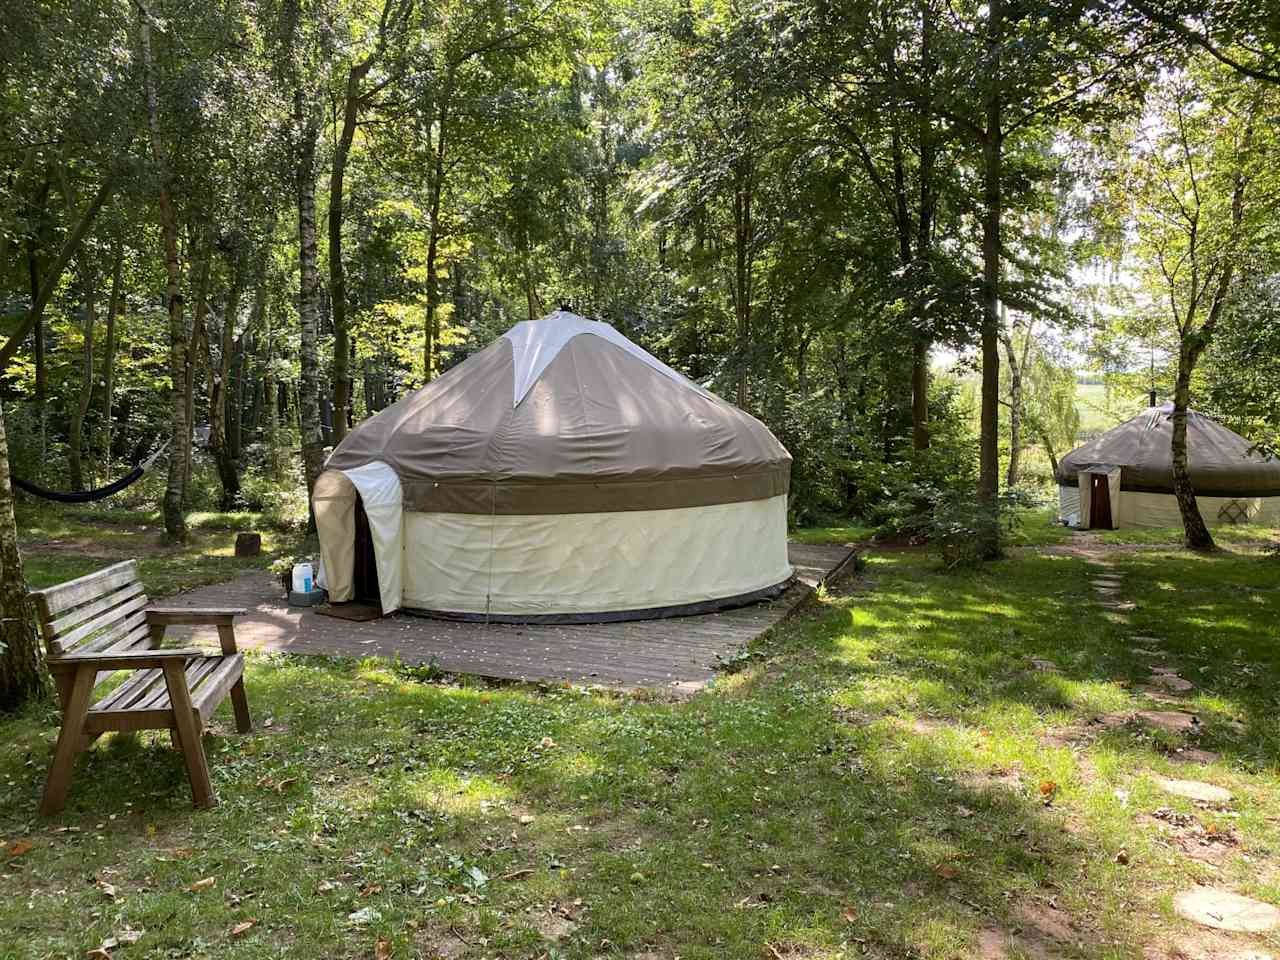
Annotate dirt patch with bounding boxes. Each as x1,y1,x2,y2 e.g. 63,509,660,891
415,927,467,959
1141,807,1239,865
1167,747,1220,766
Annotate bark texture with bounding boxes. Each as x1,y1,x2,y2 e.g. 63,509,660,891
0,400,46,710
139,5,190,542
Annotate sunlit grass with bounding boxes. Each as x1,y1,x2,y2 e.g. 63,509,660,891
3,517,1280,957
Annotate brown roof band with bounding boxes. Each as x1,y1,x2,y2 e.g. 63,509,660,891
401,464,790,515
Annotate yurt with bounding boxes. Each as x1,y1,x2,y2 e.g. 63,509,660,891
1056,403,1280,529
313,310,793,621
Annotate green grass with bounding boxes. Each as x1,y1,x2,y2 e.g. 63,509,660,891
15,504,295,596
4,523,1280,957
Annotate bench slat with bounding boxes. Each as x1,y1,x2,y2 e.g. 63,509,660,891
89,667,165,713
132,657,224,714
32,560,140,618
52,595,150,656
193,655,245,721
46,580,146,640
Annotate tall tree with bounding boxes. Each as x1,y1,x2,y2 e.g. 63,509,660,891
1113,61,1273,549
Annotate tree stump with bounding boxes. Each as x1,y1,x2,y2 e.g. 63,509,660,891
234,532,262,557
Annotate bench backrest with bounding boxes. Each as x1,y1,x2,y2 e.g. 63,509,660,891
29,560,155,664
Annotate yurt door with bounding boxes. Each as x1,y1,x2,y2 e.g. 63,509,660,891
1089,475,1113,529
352,497,381,606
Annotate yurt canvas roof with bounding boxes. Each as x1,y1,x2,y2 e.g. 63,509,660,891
1056,404,1280,497
325,311,791,514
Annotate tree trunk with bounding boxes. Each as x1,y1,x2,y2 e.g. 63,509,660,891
296,113,326,498
139,5,190,543
423,95,450,380
0,401,46,710
731,156,754,410
911,0,936,452
210,257,245,509
1000,324,1022,488
1170,353,1214,550
976,0,1004,558
68,254,98,491
100,240,123,474
329,63,369,441
184,241,213,508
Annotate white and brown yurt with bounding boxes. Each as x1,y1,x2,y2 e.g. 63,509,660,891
313,310,793,621
1056,403,1280,529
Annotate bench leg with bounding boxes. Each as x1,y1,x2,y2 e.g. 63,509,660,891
41,668,96,816
163,662,216,809
230,677,252,734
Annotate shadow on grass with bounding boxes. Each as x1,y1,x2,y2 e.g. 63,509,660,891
1,545,1277,958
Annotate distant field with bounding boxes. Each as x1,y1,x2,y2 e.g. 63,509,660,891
1075,379,1145,439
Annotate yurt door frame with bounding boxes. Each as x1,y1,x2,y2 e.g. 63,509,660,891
1077,466,1122,530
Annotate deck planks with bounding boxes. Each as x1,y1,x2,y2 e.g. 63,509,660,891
162,542,855,694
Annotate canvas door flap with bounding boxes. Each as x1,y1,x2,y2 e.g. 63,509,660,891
1077,471,1092,527
339,461,404,613
314,470,356,601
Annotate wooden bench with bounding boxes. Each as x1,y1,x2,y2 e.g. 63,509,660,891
29,560,252,814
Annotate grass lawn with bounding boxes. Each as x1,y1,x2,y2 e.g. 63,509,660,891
14,503,292,595
3,510,1280,958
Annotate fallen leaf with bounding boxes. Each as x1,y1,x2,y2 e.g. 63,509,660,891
934,863,959,880
97,879,117,900
375,937,393,960
1114,848,1129,865
841,905,858,923
955,806,974,819
115,930,142,945
539,736,556,749
519,814,535,825
317,879,338,893
230,920,256,938
5,839,33,857
360,883,382,898
275,778,297,793
347,906,381,926
188,877,216,893
1039,780,1057,802
85,949,111,960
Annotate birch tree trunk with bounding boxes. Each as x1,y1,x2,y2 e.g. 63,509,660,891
68,254,98,491
138,4,191,542
0,400,46,710
100,241,123,474
296,112,326,497
210,257,245,509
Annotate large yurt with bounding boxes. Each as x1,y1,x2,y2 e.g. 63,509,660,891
313,310,793,621
1056,403,1280,529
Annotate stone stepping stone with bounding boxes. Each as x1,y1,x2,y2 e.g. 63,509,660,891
1170,747,1220,765
1138,685,1189,706
1151,674,1195,692
1100,600,1136,611
1174,889,1280,933
1029,659,1060,672
1154,775,1232,804
1132,647,1164,657
1137,710,1200,733
1132,635,1163,644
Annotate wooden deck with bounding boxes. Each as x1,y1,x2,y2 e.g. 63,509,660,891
163,542,856,694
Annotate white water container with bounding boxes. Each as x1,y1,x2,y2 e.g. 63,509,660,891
291,562,314,594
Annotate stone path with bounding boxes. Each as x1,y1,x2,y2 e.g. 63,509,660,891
1077,542,1280,948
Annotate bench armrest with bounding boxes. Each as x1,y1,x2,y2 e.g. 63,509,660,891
146,607,246,626
54,648,206,671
